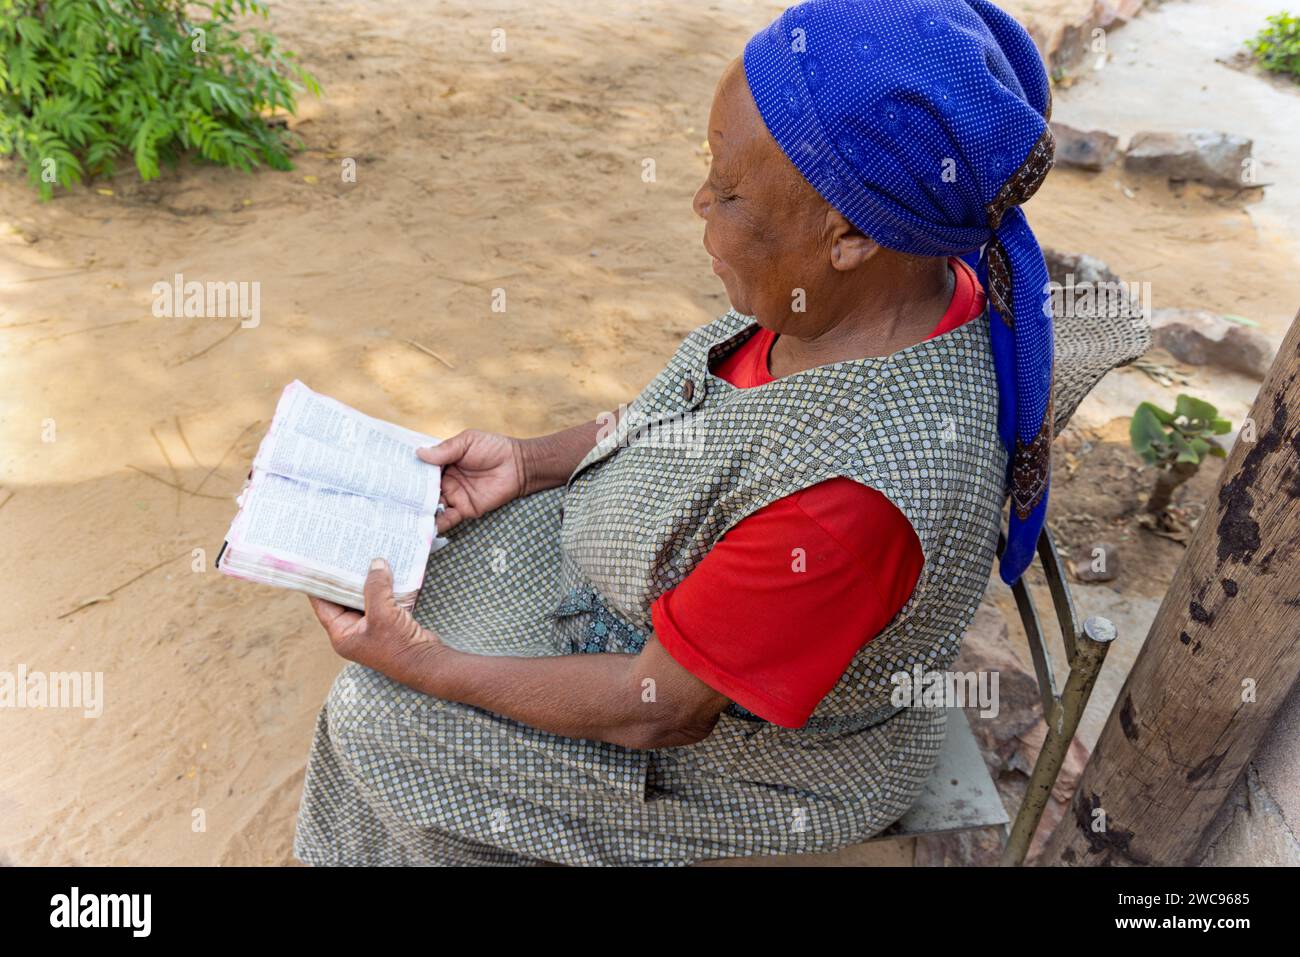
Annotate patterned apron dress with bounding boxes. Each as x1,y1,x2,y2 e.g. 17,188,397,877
294,303,1145,866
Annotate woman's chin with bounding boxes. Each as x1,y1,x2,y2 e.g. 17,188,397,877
716,280,744,314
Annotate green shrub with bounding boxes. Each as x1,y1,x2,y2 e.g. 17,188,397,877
1,0,320,199
1130,394,1230,515
1246,11,1300,79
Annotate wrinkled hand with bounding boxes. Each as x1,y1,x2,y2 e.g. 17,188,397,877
308,558,445,686
418,430,526,534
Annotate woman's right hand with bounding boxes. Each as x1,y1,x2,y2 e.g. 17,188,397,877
418,430,527,534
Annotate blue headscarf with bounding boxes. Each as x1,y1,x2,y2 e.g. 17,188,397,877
744,0,1055,584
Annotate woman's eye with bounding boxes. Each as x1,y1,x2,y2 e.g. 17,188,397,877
717,191,737,203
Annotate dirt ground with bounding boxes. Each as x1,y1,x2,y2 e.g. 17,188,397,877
1,0,1295,865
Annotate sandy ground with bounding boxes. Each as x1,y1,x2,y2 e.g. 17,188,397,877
1,0,1295,865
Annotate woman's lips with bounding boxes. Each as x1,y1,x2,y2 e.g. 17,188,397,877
704,238,724,274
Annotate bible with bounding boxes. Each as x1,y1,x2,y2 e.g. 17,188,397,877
217,380,443,610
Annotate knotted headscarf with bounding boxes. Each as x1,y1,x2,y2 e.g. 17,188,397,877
744,0,1055,584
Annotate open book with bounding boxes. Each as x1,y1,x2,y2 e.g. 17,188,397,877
218,381,443,610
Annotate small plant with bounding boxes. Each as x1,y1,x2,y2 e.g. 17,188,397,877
0,0,320,200
1130,394,1231,515
1246,11,1300,80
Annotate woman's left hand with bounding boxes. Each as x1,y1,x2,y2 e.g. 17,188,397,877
308,558,445,685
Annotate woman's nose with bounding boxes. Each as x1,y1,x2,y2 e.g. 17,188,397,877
692,182,710,219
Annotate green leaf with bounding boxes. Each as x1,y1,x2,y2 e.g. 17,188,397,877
1138,401,1177,426
1175,394,1219,424
16,16,48,47
1130,405,1171,465
1170,431,1201,465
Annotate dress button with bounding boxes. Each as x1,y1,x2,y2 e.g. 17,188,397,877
681,378,695,401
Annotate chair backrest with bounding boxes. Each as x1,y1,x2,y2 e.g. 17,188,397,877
1048,276,1151,435
885,293,1142,857
998,529,1116,866
992,289,1141,862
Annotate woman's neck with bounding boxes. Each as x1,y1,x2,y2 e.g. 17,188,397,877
768,258,955,378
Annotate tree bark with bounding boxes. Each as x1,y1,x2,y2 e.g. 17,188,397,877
1039,310,1300,866
1194,677,1300,865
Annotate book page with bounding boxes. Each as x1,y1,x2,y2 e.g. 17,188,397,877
254,381,440,513
229,473,435,594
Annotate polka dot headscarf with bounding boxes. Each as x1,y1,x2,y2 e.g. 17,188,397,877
745,0,1056,584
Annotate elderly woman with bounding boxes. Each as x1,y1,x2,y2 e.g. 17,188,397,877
294,0,1104,866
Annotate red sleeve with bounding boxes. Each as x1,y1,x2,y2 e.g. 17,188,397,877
651,478,924,728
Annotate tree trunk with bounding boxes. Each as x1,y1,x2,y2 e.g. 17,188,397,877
1039,310,1300,866
1194,677,1300,865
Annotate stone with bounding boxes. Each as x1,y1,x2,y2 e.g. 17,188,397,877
1010,0,1145,72
1100,0,1146,28
1041,248,1121,290
1041,249,1140,324
1123,130,1254,189
1150,308,1276,380
1051,122,1119,171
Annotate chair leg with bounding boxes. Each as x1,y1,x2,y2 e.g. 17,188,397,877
1000,617,1116,866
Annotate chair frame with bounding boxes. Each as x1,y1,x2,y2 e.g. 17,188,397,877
998,529,1116,866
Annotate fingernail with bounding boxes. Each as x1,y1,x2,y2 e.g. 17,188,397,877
370,558,387,571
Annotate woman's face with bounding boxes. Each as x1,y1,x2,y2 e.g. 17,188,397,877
692,59,830,326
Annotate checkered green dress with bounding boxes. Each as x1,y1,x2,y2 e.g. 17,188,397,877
294,305,1144,865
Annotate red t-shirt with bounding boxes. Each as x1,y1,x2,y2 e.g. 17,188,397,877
652,257,985,728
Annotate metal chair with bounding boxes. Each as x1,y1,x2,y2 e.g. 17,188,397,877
875,528,1116,866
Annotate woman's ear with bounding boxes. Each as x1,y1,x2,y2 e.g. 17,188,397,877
826,212,880,272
